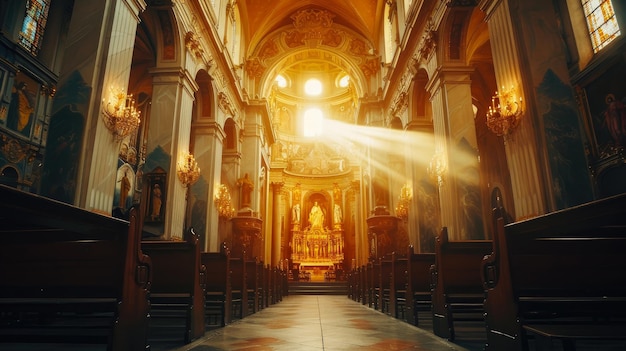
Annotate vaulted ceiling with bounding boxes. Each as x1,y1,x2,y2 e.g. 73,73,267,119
238,0,386,53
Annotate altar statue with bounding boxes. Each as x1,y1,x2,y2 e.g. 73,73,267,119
309,201,325,228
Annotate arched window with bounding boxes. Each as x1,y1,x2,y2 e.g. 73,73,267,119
303,108,324,137
19,0,51,55
581,0,620,52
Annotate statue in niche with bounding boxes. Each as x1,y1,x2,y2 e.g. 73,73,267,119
333,204,342,225
292,203,301,224
308,201,325,229
237,173,254,208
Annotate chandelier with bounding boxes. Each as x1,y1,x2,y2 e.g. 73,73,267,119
102,89,141,140
177,153,201,186
427,152,448,186
486,87,523,136
214,184,235,219
395,183,413,220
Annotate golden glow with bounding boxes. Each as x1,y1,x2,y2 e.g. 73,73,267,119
304,78,322,96
338,74,350,88
303,108,324,137
214,184,235,219
276,74,287,88
395,183,413,219
486,87,523,137
177,153,200,186
102,89,141,141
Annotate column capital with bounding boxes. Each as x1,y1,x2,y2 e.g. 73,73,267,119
271,182,285,193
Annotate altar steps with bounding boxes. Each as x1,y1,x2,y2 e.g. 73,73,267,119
288,281,348,295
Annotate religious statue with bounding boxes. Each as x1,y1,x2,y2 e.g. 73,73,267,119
118,170,131,209
309,201,325,229
292,203,301,224
333,203,342,224
237,173,254,208
150,183,162,221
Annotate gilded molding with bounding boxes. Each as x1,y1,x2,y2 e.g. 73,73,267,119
185,31,204,60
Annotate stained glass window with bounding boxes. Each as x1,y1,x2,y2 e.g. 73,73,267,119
19,0,50,56
581,0,621,53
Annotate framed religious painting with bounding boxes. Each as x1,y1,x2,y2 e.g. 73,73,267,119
144,171,167,229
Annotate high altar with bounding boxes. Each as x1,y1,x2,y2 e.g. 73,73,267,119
290,202,344,281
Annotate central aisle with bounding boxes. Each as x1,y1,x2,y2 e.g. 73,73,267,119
171,295,477,351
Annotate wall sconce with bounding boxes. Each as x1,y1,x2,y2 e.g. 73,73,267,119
177,153,200,187
486,87,523,136
214,184,235,219
427,152,448,186
395,183,413,220
102,89,141,141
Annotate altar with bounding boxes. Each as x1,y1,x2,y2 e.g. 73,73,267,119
291,227,344,281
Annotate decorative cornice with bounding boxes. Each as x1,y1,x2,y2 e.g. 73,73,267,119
218,91,237,118
185,31,205,60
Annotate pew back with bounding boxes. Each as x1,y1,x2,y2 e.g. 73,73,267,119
431,227,492,340
483,194,626,351
141,229,205,344
0,185,151,351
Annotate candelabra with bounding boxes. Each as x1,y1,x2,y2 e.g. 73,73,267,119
177,153,200,186
428,152,448,186
395,183,413,220
102,89,141,141
486,87,523,136
214,184,235,219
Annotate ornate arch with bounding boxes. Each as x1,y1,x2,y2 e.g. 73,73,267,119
246,8,380,99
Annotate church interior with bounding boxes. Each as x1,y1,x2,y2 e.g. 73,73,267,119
1,0,625,350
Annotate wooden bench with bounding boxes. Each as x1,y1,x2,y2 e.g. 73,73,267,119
431,227,492,340
390,252,409,320
378,255,395,314
0,184,151,351
405,247,435,326
141,228,205,344
229,256,247,320
245,258,259,315
483,194,626,351
201,243,232,327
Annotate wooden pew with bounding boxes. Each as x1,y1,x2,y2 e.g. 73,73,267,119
229,256,247,320
0,185,151,351
361,264,370,306
245,258,259,315
256,260,265,311
142,229,205,344
430,227,492,341
482,195,626,351
379,254,394,314
390,252,409,320
405,247,435,326
370,259,382,310
201,244,232,327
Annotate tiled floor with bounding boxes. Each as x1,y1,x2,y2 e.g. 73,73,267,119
168,295,481,351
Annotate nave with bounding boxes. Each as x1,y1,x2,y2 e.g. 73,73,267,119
166,295,481,351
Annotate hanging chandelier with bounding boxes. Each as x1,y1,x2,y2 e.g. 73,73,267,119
395,183,413,220
214,184,235,219
177,153,201,187
486,87,523,137
102,89,141,141
427,151,448,186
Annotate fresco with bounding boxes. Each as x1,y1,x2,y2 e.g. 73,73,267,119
538,69,593,208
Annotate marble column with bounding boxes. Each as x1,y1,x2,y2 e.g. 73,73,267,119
71,0,146,212
192,120,225,251
271,182,284,267
428,66,482,240
147,67,198,240
479,0,547,218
